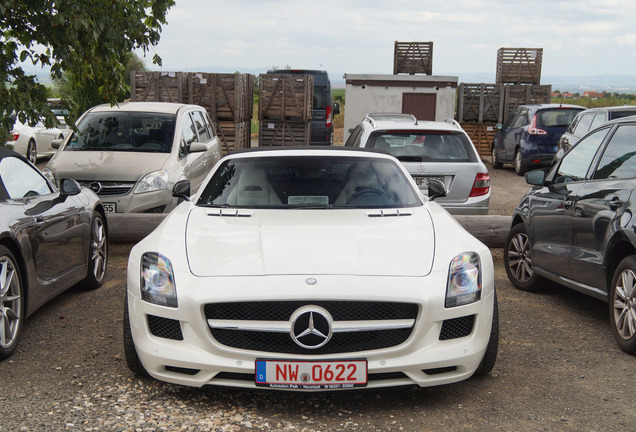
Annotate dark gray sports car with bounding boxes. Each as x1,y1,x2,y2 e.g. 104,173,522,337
0,146,108,359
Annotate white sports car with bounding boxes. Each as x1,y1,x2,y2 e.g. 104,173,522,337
124,147,498,390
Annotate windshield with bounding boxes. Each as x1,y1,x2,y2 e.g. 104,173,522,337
537,109,581,128
65,112,176,153
197,155,421,209
367,131,476,163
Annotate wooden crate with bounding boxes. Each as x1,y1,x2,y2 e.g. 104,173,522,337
258,121,310,146
189,73,254,122
503,84,552,118
130,71,186,103
461,123,498,158
393,41,433,75
214,120,251,154
457,83,505,124
258,74,313,121
496,48,543,85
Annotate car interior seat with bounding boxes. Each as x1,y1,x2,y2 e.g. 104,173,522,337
226,167,282,206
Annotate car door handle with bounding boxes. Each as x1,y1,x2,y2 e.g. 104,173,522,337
609,197,623,211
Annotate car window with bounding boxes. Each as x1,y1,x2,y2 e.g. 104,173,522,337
345,125,363,147
191,111,211,142
197,156,420,209
367,131,476,162
555,127,611,183
511,109,529,128
66,112,176,153
0,156,52,199
589,113,606,131
593,125,636,180
502,109,519,129
572,113,595,137
538,109,581,128
608,110,636,120
180,112,198,157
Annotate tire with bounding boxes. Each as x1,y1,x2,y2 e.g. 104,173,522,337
609,256,636,354
26,140,37,165
504,223,545,292
123,296,148,376
0,246,24,360
514,150,527,176
474,291,499,376
492,145,503,169
79,213,108,290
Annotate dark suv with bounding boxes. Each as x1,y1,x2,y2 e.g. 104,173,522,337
503,115,636,354
492,104,585,175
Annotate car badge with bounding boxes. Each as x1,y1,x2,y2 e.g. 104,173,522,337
290,307,333,349
417,165,426,173
306,277,317,285
88,182,102,194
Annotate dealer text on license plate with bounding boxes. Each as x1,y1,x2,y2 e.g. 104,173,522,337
255,359,367,390
413,176,444,189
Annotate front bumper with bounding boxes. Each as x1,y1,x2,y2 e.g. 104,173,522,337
127,271,495,390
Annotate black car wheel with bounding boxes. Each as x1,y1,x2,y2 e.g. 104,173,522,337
514,150,527,176
504,223,544,291
0,246,23,360
80,213,108,290
492,145,502,169
123,296,148,376
609,256,636,354
26,140,37,165
473,292,499,376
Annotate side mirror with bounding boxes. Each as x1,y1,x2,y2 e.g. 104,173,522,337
427,179,446,201
333,103,340,115
59,178,81,196
189,142,207,153
172,179,191,201
525,169,546,186
51,138,63,149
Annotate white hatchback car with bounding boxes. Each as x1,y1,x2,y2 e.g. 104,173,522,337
346,113,490,215
124,147,498,390
42,102,222,214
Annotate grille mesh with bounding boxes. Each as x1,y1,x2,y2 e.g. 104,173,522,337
148,315,183,341
439,315,475,340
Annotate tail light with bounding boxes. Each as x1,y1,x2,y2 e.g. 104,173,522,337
528,114,547,135
11,131,19,141
326,105,333,128
469,172,490,197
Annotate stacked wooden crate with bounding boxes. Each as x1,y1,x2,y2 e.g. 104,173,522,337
130,71,254,154
496,48,543,85
258,74,313,146
393,41,433,75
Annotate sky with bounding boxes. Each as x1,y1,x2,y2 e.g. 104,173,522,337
144,0,636,81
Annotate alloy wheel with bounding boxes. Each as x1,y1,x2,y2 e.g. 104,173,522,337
507,231,533,283
91,216,107,282
613,268,636,340
0,255,21,350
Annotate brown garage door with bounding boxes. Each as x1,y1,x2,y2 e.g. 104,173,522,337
402,93,436,121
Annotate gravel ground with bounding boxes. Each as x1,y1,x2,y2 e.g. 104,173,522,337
2,158,635,431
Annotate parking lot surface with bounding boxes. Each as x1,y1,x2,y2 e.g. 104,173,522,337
2,161,634,431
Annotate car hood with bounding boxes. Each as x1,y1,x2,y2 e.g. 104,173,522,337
185,207,435,277
49,151,171,181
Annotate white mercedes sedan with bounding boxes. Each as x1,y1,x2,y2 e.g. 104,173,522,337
124,147,498,391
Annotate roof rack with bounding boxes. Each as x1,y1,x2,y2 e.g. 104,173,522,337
444,118,462,129
364,113,418,128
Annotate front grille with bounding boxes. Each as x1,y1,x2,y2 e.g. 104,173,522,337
148,315,183,340
79,181,135,196
439,315,475,340
205,301,418,355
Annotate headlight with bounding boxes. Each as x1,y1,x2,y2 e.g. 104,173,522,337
134,170,169,194
445,252,481,307
41,167,56,186
140,253,177,307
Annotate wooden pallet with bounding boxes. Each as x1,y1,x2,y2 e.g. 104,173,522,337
503,84,552,118
259,74,313,121
189,73,254,122
457,83,505,124
130,71,186,103
496,48,543,85
393,41,433,75
258,121,310,146
215,120,251,154
461,123,498,158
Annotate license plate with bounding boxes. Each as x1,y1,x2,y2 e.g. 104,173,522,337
413,176,444,188
103,203,116,213
255,359,367,390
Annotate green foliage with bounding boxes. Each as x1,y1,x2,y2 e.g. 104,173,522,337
333,88,345,104
0,0,175,136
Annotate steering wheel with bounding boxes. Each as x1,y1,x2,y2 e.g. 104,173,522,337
345,188,395,205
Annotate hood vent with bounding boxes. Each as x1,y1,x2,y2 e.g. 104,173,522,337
367,209,413,218
205,208,252,218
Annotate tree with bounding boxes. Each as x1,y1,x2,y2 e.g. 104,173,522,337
0,0,175,137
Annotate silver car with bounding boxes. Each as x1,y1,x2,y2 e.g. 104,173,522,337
345,113,490,215
42,102,222,214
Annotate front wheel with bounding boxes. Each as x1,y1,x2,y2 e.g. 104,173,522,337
504,223,544,292
79,213,108,290
123,296,148,376
609,256,636,354
26,140,37,165
0,246,24,360
473,292,499,376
